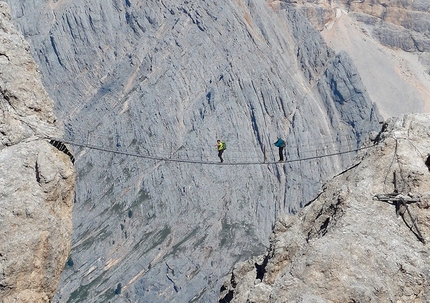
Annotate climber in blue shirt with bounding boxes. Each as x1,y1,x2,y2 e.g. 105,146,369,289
274,137,286,162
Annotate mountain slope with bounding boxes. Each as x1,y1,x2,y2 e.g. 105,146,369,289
5,0,382,302
289,0,430,118
220,113,430,302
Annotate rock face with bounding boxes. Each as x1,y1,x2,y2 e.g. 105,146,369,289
0,2,75,302
4,0,384,302
289,0,430,118
348,0,430,53
219,113,430,302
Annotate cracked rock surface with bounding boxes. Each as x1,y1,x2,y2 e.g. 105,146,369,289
2,0,389,301
220,113,430,302
293,0,430,118
1,0,398,302
0,3,75,302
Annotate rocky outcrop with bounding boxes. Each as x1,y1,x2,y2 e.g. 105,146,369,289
283,0,430,119
348,0,430,52
0,2,75,302
219,113,430,302
3,0,383,302
289,0,430,52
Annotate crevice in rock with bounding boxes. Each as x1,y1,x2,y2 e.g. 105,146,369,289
0,52,10,61
307,196,344,241
166,263,179,293
28,106,41,112
333,160,362,179
218,290,234,303
35,161,41,183
318,217,330,236
49,140,75,163
218,272,236,303
114,283,122,295
424,154,430,171
1,88,17,111
230,271,237,288
66,256,74,267
303,190,324,208
372,122,388,144
49,35,64,68
255,253,270,281
0,282,10,292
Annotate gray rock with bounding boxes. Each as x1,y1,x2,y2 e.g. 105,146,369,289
318,51,380,141
291,0,430,118
0,2,75,302
5,0,380,302
220,113,430,302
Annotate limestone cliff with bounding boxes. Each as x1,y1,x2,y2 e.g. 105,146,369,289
5,0,429,300
3,0,385,302
285,0,430,118
219,113,430,302
0,3,75,302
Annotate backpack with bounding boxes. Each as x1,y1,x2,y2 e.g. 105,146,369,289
274,139,285,147
222,142,226,150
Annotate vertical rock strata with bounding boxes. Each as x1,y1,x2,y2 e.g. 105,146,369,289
5,0,381,302
220,113,430,302
0,2,75,302
289,0,430,118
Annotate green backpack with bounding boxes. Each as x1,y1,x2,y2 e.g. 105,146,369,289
221,142,226,150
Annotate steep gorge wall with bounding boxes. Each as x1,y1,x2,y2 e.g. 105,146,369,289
0,3,75,302
220,113,430,302
285,0,430,118
348,0,430,52
5,0,380,302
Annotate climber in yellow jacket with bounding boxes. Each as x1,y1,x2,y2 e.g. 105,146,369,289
216,139,226,163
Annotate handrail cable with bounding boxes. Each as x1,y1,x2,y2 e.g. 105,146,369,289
51,137,375,166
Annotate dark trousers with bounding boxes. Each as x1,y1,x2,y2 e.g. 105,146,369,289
278,147,284,161
218,150,224,162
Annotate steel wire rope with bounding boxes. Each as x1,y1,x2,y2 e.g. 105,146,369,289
84,128,356,152
69,136,359,170
382,141,408,194
74,141,360,164
394,139,407,193
82,134,357,157
376,117,429,198
99,141,360,185
377,135,426,243
382,138,399,194
50,136,375,166
62,134,367,164
79,124,359,162
383,116,411,193
403,137,425,159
